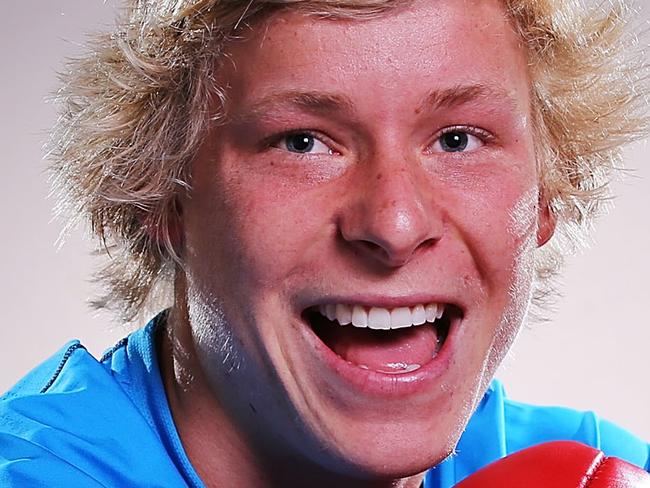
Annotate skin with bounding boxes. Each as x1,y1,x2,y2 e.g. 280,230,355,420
160,0,555,486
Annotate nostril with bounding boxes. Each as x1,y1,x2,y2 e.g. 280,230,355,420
337,210,443,267
360,240,382,253
419,237,437,251
357,240,396,263
361,236,436,262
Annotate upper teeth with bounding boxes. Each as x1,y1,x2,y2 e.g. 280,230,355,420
317,303,444,330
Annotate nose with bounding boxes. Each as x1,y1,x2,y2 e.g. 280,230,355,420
338,159,443,268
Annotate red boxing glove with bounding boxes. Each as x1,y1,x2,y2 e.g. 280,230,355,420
455,441,650,487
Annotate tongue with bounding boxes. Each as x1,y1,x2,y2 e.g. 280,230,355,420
319,324,439,374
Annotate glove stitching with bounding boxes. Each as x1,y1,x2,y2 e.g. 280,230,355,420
583,455,607,488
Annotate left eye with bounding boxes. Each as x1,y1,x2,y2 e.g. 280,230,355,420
431,130,484,153
274,132,333,155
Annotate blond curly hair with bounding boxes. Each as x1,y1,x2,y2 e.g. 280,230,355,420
49,0,649,322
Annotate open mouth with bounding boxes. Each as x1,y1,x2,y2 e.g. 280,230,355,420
303,302,457,375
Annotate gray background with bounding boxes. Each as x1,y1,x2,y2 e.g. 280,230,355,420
2,1,649,440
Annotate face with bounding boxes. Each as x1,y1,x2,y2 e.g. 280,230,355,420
179,0,548,479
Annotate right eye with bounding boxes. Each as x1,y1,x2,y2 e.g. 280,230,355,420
429,128,487,154
273,132,334,155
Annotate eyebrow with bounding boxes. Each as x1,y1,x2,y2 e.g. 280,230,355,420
230,84,518,124
419,84,518,112
230,91,356,124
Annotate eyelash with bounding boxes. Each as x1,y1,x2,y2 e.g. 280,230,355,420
440,125,491,138
434,125,494,143
264,125,495,154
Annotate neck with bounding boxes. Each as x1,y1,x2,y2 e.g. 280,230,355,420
158,302,425,488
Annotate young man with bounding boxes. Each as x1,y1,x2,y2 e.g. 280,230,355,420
1,0,648,487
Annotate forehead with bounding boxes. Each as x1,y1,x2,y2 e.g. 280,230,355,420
215,0,532,129
225,0,527,91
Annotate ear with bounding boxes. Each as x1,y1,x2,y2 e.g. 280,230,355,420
536,197,556,247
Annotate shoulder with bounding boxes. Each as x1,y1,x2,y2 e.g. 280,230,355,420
473,380,650,468
426,381,649,486
0,333,186,487
501,391,650,468
0,342,107,486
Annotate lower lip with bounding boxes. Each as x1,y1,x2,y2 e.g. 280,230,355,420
301,315,459,398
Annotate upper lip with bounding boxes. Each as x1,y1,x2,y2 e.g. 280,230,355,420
298,293,464,314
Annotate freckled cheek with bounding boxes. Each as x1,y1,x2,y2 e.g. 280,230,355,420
204,176,334,278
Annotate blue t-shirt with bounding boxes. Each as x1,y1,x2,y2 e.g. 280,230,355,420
1,315,648,487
